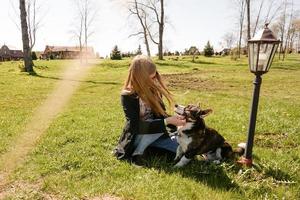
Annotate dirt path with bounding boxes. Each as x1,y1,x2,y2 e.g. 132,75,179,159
0,61,95,194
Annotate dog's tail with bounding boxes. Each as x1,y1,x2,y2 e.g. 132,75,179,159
233,142,246,156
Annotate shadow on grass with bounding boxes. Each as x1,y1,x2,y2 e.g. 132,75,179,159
133,148,241,191
30,73,121,86
155,60,217,69
155,61,193,68
193,60,216,65
272,66,300,71
250,155,294,182
129,148,296,192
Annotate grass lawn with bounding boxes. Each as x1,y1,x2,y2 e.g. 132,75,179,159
0,60,72,155
1,54,300,199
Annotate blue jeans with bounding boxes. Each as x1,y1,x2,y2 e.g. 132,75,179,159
132,133,178,156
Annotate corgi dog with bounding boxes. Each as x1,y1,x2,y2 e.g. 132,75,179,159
173,104,245,167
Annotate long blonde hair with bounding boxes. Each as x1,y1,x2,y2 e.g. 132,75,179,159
123,55,173,116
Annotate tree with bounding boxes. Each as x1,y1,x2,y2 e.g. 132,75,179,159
222,32,235,49
275,0,293,60
264,0,282,24
246,0,251,40
252,0,263,37
146,0,165,60
235,0,246,58
31,51,37,60
27,0,41,52
71,4,84,63
188,46,199,62
10,0,43,52
135,44,142,55
111,45,122,60
251,0,283,37
204,41,214,57
126,0,166,60
281,1,298,60
128,0,151,57
19,0,34,73
72,0,97,64
291,19,300,53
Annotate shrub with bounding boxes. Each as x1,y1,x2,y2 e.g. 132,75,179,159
204,41,214,57
31,51,37,60
135,45,142,55
110,45,122,60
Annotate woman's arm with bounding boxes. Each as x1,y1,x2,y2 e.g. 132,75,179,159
121,94,140,135
121,94,167,135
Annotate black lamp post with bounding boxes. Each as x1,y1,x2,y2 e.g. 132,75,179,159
239,24,280,166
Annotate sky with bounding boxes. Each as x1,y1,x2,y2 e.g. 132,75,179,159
0,0,299,57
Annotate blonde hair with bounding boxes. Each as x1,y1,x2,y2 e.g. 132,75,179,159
123,55,173,116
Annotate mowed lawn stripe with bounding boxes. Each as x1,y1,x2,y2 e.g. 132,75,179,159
0,61,96,188
0,60,70,155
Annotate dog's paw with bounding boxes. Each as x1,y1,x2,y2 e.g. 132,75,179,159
173,156,191,168
170,135,177,142
212,160,221,164
238,142,246,149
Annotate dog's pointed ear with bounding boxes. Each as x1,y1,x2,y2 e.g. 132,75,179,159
200,109,213,118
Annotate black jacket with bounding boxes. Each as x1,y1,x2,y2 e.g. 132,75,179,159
113,93,168,160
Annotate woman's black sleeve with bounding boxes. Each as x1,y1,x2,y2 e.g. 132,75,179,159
121,94,140,136
121,94,167,135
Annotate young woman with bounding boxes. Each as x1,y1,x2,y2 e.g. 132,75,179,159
113,55,186,163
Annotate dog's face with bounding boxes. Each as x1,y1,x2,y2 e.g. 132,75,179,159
175,104,214,151
175,104,212,122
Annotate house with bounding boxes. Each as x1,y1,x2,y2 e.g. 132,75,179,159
41,45,95,59
220,48,231,56
0,45,23,61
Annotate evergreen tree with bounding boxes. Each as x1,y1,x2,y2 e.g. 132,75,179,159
31,51,37,60
204,41,214,57
136,45,142,55
110,45,122,60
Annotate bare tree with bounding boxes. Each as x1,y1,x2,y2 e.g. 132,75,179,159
26,0,43,52
19,0,34,73
128,0,151,56
252,0,263,37
136,0,166,60
10,0,43,59
187,46,199,62
291,18,300,53
124,0,166,59
223,32,235,49
146,0,165,60
249,0,283,37
70,14,84,63
264,0,282,24
276,0,293,60
233,0,246,58
246,0,251,40
72,0,97,64
271,0,300,60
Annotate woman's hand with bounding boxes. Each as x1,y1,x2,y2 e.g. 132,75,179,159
165,115,186,126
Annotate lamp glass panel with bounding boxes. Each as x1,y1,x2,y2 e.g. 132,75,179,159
266,43,279,71
249,43,258,72
257,43,274,72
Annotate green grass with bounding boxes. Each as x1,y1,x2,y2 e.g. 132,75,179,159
1,54,300,199
0,60,73,154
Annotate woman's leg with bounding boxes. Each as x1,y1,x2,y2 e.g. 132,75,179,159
149,136,178,153
132,133,163,156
